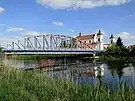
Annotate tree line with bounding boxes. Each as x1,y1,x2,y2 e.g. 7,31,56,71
105,37,135,57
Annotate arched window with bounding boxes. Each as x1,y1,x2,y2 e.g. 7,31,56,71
89,40,91,43
111,40,113,44
98,38,100,42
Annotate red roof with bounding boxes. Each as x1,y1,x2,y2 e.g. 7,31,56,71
77,43,96,49
87,42,97,45
76,34,95,40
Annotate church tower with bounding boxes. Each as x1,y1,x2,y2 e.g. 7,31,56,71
97,30,104,50
109,34,115,44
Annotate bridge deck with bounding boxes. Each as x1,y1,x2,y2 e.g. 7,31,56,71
3,49,104,55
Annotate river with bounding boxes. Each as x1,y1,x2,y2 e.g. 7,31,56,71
2,58,135,90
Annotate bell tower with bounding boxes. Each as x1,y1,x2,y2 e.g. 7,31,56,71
109,34,114,44
97,30,104,50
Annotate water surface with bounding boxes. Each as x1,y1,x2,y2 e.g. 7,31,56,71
2,58,135,90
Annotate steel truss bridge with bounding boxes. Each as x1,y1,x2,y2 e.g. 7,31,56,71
3,34,104,55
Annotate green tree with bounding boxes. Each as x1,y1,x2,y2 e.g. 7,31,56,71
105,37,131,57
119,46,129,57
0,47,3,61
116,37,123,47
130,47,135,57
0,47,3,52
105,43,129,57
0,48,2,52
105,44,120,56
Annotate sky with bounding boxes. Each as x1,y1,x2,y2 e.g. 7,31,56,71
0,0,135,47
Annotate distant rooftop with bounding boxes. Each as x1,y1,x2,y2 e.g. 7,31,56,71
76,34,95,40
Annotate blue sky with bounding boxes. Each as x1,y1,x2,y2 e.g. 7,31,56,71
0,0,135,46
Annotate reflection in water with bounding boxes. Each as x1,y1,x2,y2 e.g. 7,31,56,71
38,59,56,68
2,58,135,90
117,68,123,81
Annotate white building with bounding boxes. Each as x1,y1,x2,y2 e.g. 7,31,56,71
76,30,116,50
109,34,116,44
76,30,104,50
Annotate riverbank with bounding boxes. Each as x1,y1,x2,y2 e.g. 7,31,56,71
92,56,135,68
96,56,135,61
5,54,93,60
0,63,135,101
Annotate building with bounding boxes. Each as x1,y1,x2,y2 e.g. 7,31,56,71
128,44,135,49
76,30,115,50
103,34,116,50
76,30,104,50
103,43,110,50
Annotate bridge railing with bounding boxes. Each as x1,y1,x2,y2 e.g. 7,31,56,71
4,34,99,51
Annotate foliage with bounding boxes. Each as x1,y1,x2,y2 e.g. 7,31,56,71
105,45,130,57
0,48,3,59
60,38,77,48
129,47,135,57
105,37,131,57
119,46,129,57
0,47,3,52
116,37,123,47
105,44,120,56
0,65,135,101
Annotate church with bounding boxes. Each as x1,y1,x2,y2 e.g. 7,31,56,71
76,30,115,50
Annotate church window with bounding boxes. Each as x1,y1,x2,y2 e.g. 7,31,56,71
111,40,113,43
98,38,100,42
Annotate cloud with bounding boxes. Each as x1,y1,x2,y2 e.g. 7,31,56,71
0,24,44,37
37,0,130,10
116,32,135,40
69,29,75,32
0,24,53,49
0,7,4,14
115,32,135,45
52,21,64,26
24,31,42,36
0,24,24,32
0,35,22,48
121,12,135,20
0,24,8,27
6,28,24,32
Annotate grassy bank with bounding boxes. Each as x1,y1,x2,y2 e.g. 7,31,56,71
5,54,92,61
98,56,129,61
6,54,49,60
6,54,79,60
0,63,135,101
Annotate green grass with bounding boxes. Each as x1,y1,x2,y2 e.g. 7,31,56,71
0,63,135,101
